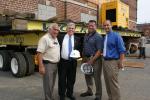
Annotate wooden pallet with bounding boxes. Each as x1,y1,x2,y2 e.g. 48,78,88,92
124,61,144,68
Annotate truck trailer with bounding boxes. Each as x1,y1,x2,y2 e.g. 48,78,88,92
0,17,141,78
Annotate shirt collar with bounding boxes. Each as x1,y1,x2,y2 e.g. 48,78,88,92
107,30,113,35
48,33,52,38
66,34,74,38
48,33,57,41
86,31,96,37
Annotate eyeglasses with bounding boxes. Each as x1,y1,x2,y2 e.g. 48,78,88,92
53,28,60,31
53,42,58,45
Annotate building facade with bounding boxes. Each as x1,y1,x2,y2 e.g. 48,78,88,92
0,0,137,30
121,0,137,30
0,0,98,23
137,23,150,37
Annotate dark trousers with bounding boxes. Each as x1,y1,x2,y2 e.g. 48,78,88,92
58,58,77,97
139,47,146,58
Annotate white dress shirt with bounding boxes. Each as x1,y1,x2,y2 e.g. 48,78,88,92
61,34,74,60
103,34,107,57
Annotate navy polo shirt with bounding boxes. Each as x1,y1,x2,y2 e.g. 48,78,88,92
83,32,103,57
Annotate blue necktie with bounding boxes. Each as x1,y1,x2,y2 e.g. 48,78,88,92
68,36,72,58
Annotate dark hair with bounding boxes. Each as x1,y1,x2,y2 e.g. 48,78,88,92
141,33,145,36
106,19,112,23
88,20,97,24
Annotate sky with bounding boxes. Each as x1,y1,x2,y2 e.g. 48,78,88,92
137,0,150,24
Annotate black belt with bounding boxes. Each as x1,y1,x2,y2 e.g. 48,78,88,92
104,58,119,61
84,55,93,57
61,58,75,62
43,60,57,64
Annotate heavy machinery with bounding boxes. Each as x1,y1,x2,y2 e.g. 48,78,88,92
0,0,141,77
0,17,88,78
0,17,141,78
100,0,129,28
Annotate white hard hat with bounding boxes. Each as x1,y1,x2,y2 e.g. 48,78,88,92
70,50,81,58
81,63,93,75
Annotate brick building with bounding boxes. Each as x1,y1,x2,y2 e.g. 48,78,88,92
0,0,98,23
0,0,137,30
0,0,38,13
137,23,150,37
121,0,137,30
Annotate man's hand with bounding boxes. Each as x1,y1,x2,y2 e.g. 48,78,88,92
37,52,45,75
119,53,125,69
87,51,101,65
118,60,124,69
87,59,94,65
39,65,45,75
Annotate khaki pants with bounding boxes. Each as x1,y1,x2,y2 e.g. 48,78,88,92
103,60,121,100
83,57,102,98
43,63,57,100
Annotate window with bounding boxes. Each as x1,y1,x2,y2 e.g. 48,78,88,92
106,9,116,22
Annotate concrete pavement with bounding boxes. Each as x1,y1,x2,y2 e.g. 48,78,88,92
0,57,150,100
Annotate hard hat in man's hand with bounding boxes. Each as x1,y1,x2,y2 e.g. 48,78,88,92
70,50,80,58
81,63,93,75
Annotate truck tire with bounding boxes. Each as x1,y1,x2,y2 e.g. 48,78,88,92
0,51,11,71
11,52,27,77
22,52,35,76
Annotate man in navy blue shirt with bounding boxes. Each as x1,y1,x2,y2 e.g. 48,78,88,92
103,20,126,100
80,20,103,100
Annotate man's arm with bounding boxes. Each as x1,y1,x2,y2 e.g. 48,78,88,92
37,52,45,75
88,50,101,65
118,53,125,69
116,34,126,69
88,34,103,65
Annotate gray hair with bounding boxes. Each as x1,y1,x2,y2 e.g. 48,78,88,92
67,22,75,28
48,23,59,30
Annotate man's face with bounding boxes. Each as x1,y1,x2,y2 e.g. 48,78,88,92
67,25,75,36
88,22,97,33
49,25,59,38
145,30,149,36
103,21,112,33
